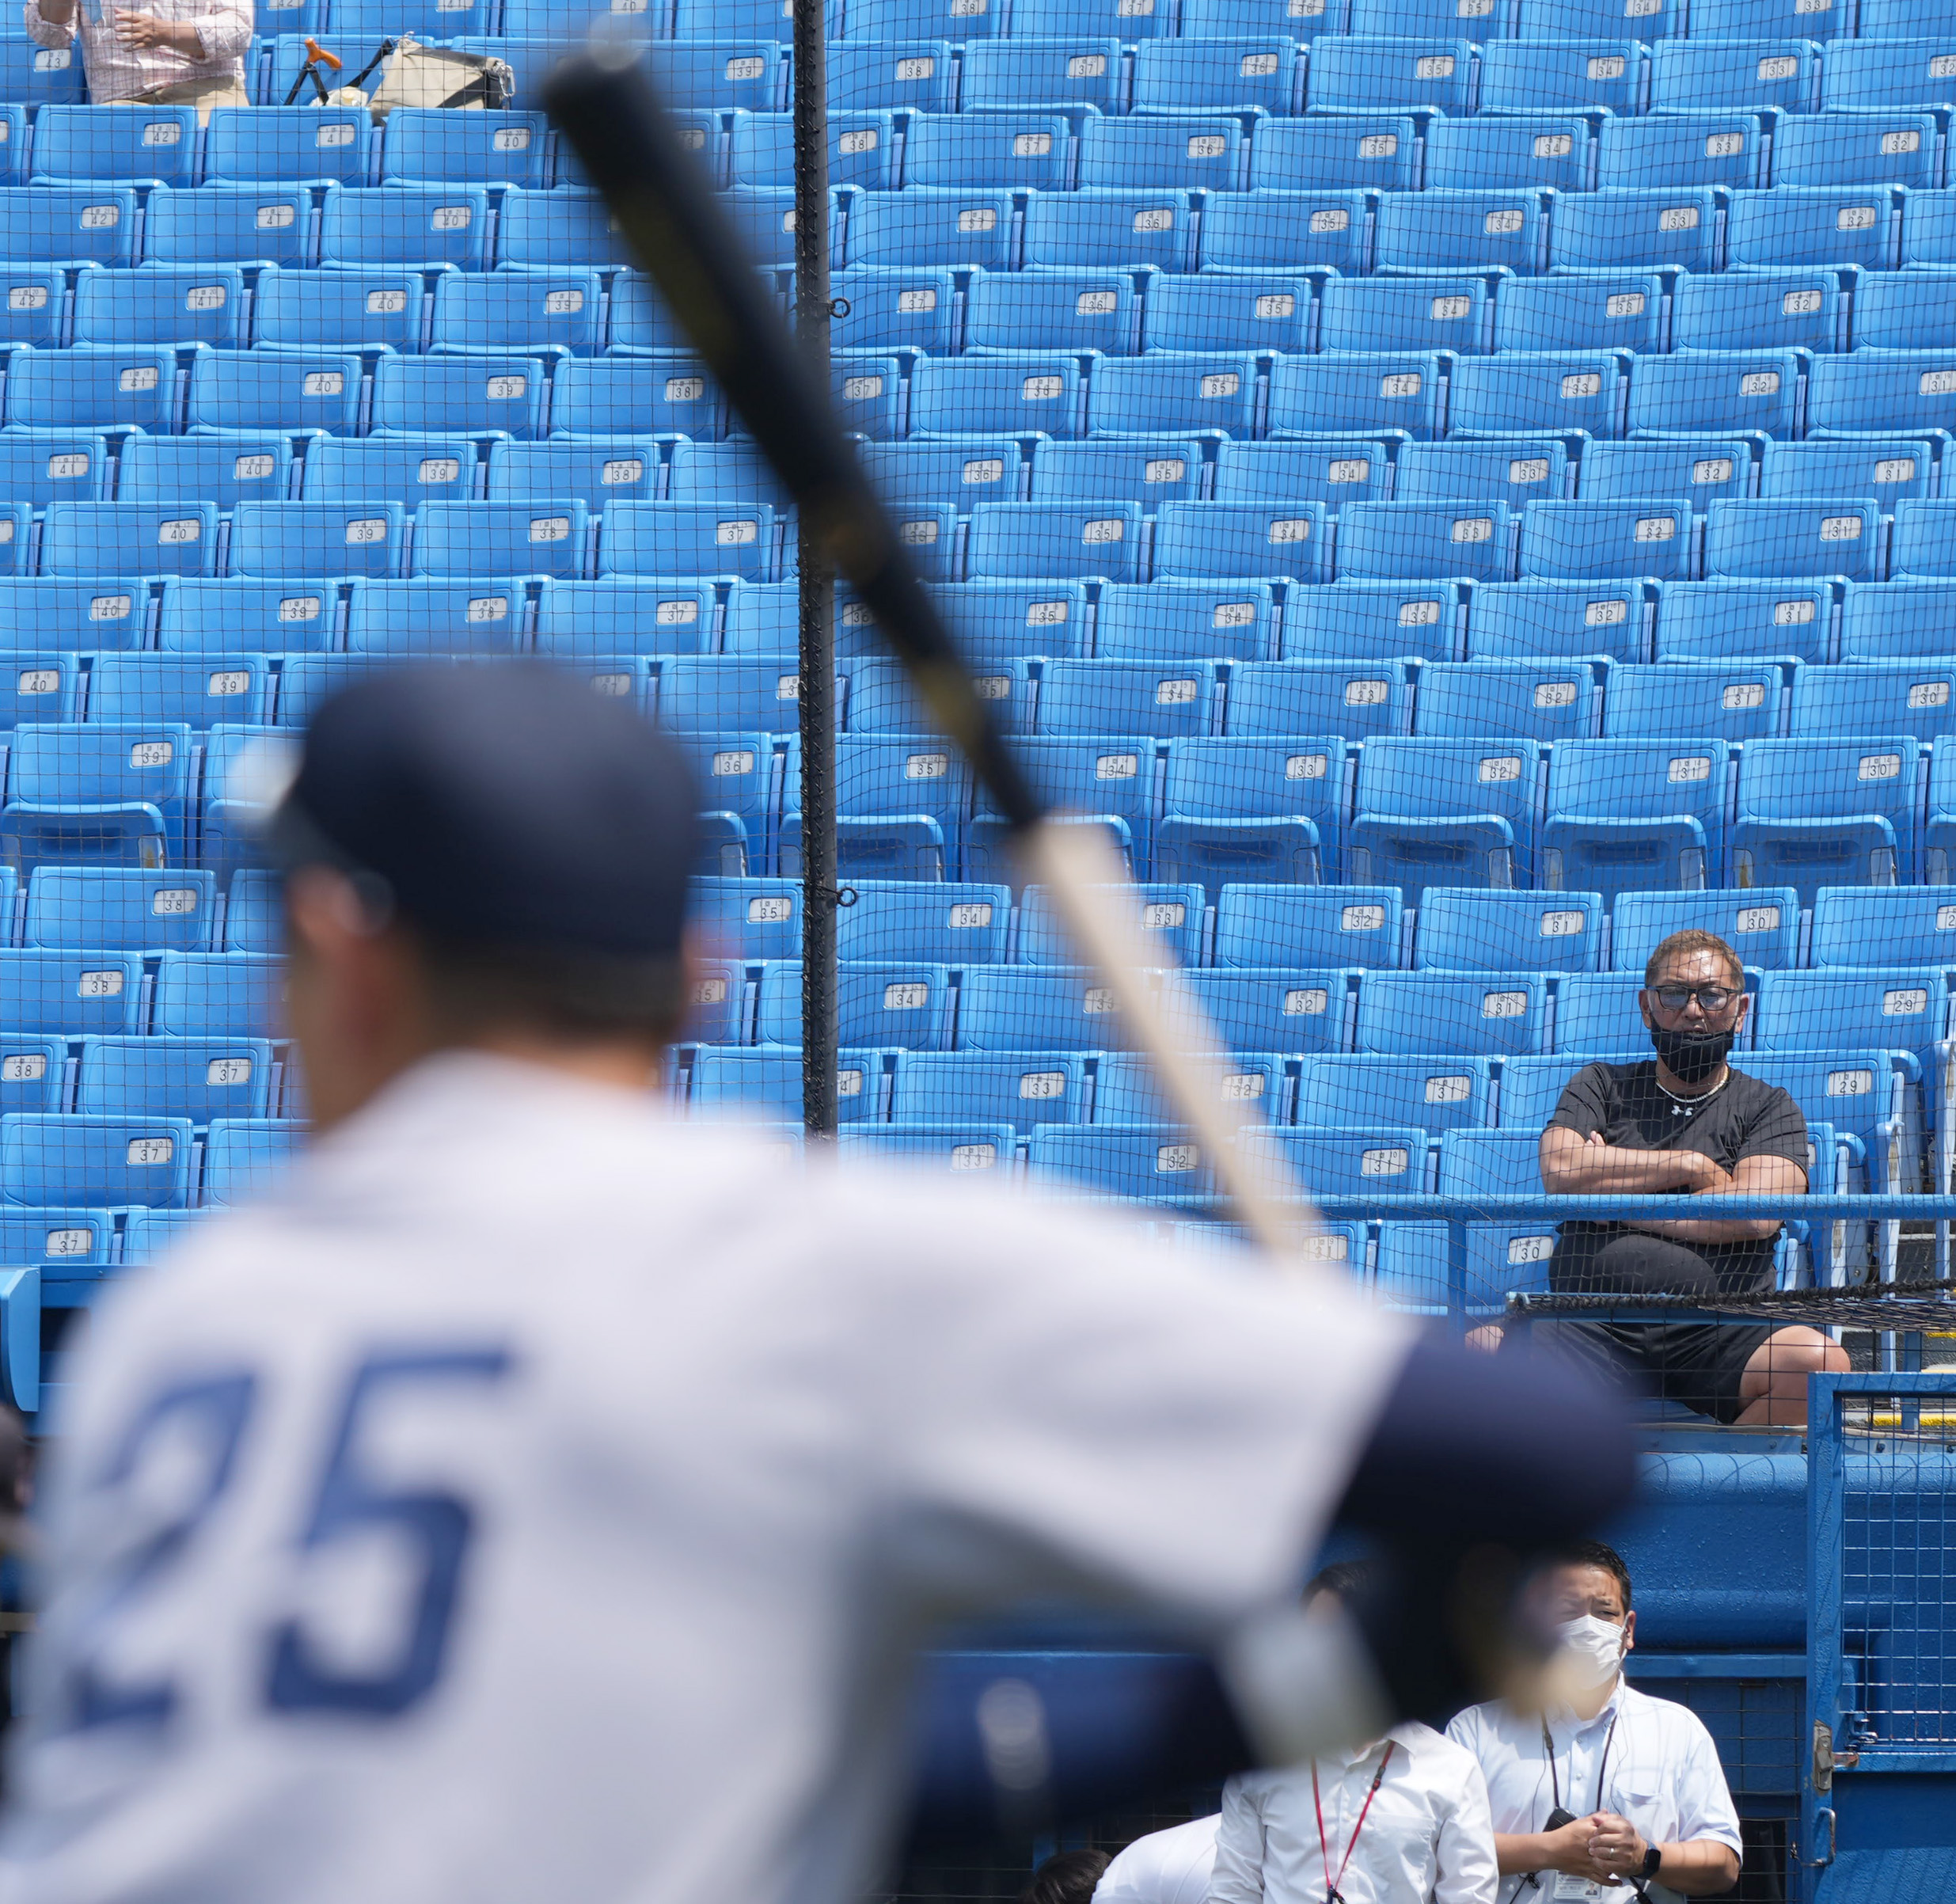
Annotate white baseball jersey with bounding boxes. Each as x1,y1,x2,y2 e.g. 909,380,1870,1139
0,1053,1410,1904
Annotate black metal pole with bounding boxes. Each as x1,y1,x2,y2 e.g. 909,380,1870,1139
792,0,837,1141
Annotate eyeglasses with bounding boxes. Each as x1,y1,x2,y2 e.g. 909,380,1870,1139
1649,984,1738,1014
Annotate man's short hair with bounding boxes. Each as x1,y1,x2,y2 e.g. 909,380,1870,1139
412,926,689,1045
1020,1849,1111,1904
1544,1538,1633,1609
1305,1559,1374,1605
1643,929,1742,992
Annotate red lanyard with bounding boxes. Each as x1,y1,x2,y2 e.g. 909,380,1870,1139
1312,1740,1395,1904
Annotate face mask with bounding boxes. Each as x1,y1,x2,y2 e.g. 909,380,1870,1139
1557,1613,1627,1692
1650,1022,1734,1086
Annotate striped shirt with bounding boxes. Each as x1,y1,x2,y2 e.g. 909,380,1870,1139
22,0,252,104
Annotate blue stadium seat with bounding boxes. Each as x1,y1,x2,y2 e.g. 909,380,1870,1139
1377,190,1546,278
1653,579,1832,664
225,870,279,954
1889,500,1956,579
0,946,140,1036
827,267,959,356
120,434,291,511
724,110,890,190
1627,350,1803,440
306,435,480,506
249,265,423,353
1704,499,1879,582
1183,0,1347,32
1199,191,1371,276
535,579,712,659
1268,354,1446,440
184,348,363,436
495,188,636,270
1553,973,1664,1056
1223,885,1400,970
829,41,957,112
1154,736,1345,884
964,735,1158,879
0,656,79,730
0,108,28,191
414,502,588,581
1354,971,1548,1056
1132,38,1299,115
1542,739,1729,898
1548,188,1721,274
428,269,605,358
0,185,136,267
1078,117,1244,192
691,876,802,966
1083,357,1258,439
1448,355,1624,444
1214,441,1396,510
1335,503,1518,584
86,656,270,730
1595,114,1764,191
1491,274,1665,356
925,580,1093,665
835,1123,1020,1176
911,355,1082,439
1017,881,1206,969
1820,41,1956,115
0,43,83,109
698,186,824,275
666,440,788,507
1840,580,1956,661
199,725,291,875
1435,1130,1549,1201
71,265,246,349
1692,0,1850,32
898,114,1062,193
1791,660,1956,743
1426,119,1590,195
1647,40,1820,116
145,184,311,268
1812,882,1956,967
1807,354,1956,439
150,951,283,1040
7,345,176,434
1,1113,194,1209
967,270,1137,356
1156,503,1335,581
1603,660,1781,740
1026,1125,1217,1206
603,502,779,581
0,265,63,350
1464,579,1646,665
1305,38,1479,116
118,1205,211,1264
1518,0,1681,34
1612,886,1801,972
1477,40,1648,116
1772,114,1939,191
835,881,1011,964
1035,659,1219,739
663,732,777,879
1495,1054,1590,1128
1085,582,1272,666
1669,269,1843,355
273,658,437,733
76,1036,275,1124
959,38,1124,115
965,503,1141,582
1752,968,1946,1063
1724,187,1899,271
1316,278,1491,358
1520,500,1695,583
1021,189,1195,274
486,439,659,507
380,108,550,190
1415,660,1605,742
1760,438,1935,506
1225,659,1411,739
861,439,1025,513
370,355,545,440
157,580,336,655
1899,187,1956,264
1733,737,1920,900
1172,968,1350,1056
1577,439,1751,506
1346,736,1542,897
41,504,216,579
685,1047,875,1121
1414,887,1603,972
201,1119,305,1207
955,965,1137,1051
21,866,211,952
1092,1054,1287,1127
886,1051,1088,1136
658,659,805,735
203,105,372,184
29,105,198,187
229,502,406,581
1248,117,1417,193
755,960,951,1051
1851,276,1956,355
783,736,976,880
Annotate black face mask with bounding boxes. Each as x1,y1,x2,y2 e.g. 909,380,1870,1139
1649,1023,1734,1086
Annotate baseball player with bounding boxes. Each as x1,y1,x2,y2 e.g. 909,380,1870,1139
0,665,1633,1904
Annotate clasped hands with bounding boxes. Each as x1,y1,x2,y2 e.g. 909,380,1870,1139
1546,1809,1650,1887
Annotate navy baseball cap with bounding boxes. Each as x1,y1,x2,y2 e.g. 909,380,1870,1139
266,662,700,960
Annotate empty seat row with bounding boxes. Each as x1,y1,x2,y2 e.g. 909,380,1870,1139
0,1112,295,1210
0,865,272,954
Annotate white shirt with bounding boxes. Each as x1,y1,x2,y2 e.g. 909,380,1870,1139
0,1052,1410,1904
1207,1722,1499,1904
23,0,251,104
1445,1680,1744,1904
1098,1816,1221,1904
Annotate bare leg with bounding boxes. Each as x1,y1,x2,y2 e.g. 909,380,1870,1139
1736,1325,1850,1427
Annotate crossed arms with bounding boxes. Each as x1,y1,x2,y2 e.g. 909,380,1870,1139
1538,1127,1804,1245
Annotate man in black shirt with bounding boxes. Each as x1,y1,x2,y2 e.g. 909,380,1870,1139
1479,928,1848,1425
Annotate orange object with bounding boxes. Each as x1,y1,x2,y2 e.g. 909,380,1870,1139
302,37,344,70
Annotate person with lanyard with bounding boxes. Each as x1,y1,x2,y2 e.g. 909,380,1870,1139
1205,1564,1498,1904
1447,1542,1742,1904
1470,928,1846,1427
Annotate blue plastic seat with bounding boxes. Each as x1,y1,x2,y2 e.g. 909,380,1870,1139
911,354,1082,439
756,960,951,1051
665,439,788,507
1215,440,1395,510
781,736,976,880
685,1047,875,1121
8,345,177,434
1415,659,1605,741
1084,355,1256,439
1172,968,1352,1056
1495,1054,1591,1128
1812,881,1956,967
1154,736,1345,884
41,504,216,580
827,267,959,356
727,111,893,191
21,866,210,953
1346,736,1543,897
1542,738,1728,897
0,264,63,350
531,579,709,660
0,427,101,510
150,951,284,1040
1708,497,1882,582
72,264,246,349
898,113,1062,194
1035,659,1219,739
413,501,586,581
1132,39,1299,115
183,348,361,436
1791,661,1956,744
0,656,79,730
0,582,144,656
1761,439,1935,507
661,732,777,879
1852,276,1956,357
1183,0,1346,32
1517,0,1681,33
1840,580,1956,662
834,881,1011,964
967,271,1137,357
1613,886,1801,971
1648,40,1820,116
1477,40,1648,116
495,188,636,270
229,502,406,581
76,1036,275,1124
1548,188,1721,274
1354,971,1548,1056
1753,969,1946,1059
1669,270,1842,355
86,656,269,730
690,876,802,966
1413,887,1603,971
1336,503,1519,584
199,725,292,874
1225,659,1411,739
1269,354,1446,440
1246,1127,1429,1199
955,965,1137,1052
1733,737,1920,900
1653,579,1831,664
1491,276,1662,358
1554,973,1665,1056
1079,117,1244,191
201,1119,305,1207
1449,355,1625,444
1627,350,1804,440
925,580,1092,665
1249,117,1417,193
306,435,478,506
1692,0,1849,32
829,40,956,112
699,186,826,275
1436,1130,1552,1203
1898,188,1956,265
1426,119,1590,195
370,355,549,439
1577,440,1751,507
1377,190,1546,278
1021,189,1195,274
1725,187,1899,271
1094,580,1274,663
428,269,605,358
1820,41,1956,115
964,735,1158,879
1521,500,1695,583
0,946,140,1036
1596,114,1764,192
0,43,84,109
860,439,1024,515
0,185,136,266
658,659,805,735
1604,660,1782,739
29,105,195,187
379,108,550,189
203,105,372,184
0,1203,113,1275
1016,881,1206,969
275,657,437,732
966,502,1141,582
250,265,423,352
836,1122,1020,1176
1772,115,1939,191
120,435,291,511
959,38,1124,115
488,439,661,508
1807,354,1956,439
156,580,336,655
1026,1124,1217,1206
1316,277,1490,359
344,579,526,658
1199,191,1371,276
1092,1054,1287,1127
885,1051,1088,1136
1305,38,1479,116
1889,500,1956,578
1,1112,194,1209
145,184,311,267
1463,579,1645,664
1214,886,1402,969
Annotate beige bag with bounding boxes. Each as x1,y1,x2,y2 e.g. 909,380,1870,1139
352,34,515,118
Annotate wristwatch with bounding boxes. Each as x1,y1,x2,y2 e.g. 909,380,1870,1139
1639,1845,1663,1882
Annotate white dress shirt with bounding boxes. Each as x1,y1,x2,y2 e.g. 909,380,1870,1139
1207,1721,1499,1904
1446,1678,1744,1904
1097,1816,1220,1904
23,0,251,104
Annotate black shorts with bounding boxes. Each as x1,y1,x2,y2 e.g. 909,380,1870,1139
1520,1318,1776,1426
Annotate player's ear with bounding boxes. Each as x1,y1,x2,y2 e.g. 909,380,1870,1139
1636,987,1654,1031
1621,1608,1636,1652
